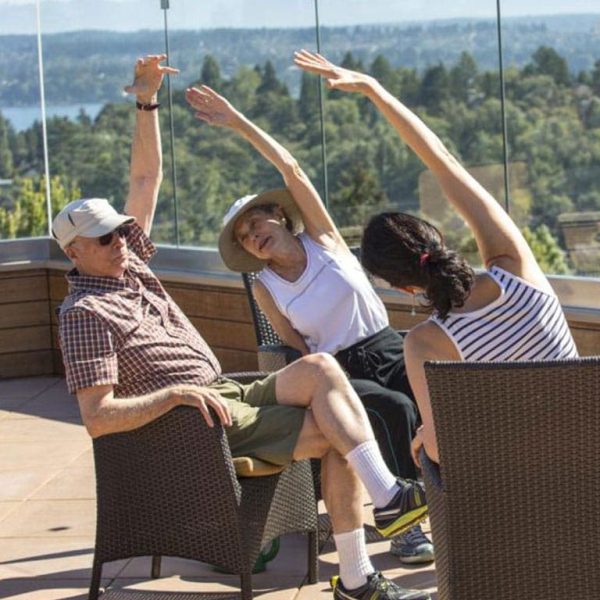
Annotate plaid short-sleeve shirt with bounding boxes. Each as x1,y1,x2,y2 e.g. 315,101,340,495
59,223,222,397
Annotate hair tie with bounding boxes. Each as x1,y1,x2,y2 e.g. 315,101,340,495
419,252,430,267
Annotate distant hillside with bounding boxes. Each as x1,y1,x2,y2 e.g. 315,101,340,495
1,14,600,105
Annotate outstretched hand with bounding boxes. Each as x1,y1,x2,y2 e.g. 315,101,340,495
293,49,374,94
185,86,240,128
123,54,179,104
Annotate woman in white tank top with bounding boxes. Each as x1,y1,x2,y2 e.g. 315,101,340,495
187,57,437,565
294,51,578,466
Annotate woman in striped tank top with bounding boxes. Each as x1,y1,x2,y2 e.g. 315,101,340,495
296,51,578,465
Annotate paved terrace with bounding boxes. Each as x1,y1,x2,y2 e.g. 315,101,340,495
0,376,437,600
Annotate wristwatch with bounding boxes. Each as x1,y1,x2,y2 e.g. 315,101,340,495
136,101,160,111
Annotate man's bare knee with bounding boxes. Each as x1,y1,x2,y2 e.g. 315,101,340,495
301,352,345,385
276,353,348,407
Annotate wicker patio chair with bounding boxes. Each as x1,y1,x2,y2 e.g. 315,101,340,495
241,270,302,372
88,374,319,600
421,357,600,600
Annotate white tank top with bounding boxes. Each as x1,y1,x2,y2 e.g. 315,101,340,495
258,233,389,354
430,266,578,361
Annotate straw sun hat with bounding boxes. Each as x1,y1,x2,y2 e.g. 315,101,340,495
218,188,304,272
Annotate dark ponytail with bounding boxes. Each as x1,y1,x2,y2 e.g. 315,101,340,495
361,212,475,319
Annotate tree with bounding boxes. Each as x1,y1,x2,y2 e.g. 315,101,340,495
0,175,80,239
256,61,287,96
341,52,364,72
525,46,570,87
419,64,451,114
522,224,570,274
397,67,420,106
298,71,319,122
0,113,14,178
450,52,478,104
592,60,600,97
200,55,222,90
370,55,396,91
331,161,388,228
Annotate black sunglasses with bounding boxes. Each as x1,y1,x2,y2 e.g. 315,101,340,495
97,224,131,246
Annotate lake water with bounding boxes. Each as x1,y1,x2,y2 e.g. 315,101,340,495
1,103,105,131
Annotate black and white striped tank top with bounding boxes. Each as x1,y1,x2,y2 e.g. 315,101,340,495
430,266,578,362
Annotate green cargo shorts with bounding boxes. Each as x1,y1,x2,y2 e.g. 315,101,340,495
208,374,306,467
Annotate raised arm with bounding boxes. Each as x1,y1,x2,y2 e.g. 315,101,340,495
294,50,545,284
124,54,179,236
185,85,346,250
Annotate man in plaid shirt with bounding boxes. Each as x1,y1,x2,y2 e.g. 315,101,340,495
52,55,430,600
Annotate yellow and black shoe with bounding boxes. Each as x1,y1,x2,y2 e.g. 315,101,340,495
373,479,428,538
332,571,431,600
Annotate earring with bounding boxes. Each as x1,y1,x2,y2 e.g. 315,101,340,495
411,293,417,317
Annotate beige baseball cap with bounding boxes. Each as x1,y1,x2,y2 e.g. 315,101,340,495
51,198,135,250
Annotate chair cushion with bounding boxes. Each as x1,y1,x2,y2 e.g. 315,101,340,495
233,456,285,477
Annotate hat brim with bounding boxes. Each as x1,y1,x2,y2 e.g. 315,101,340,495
218,188,304,272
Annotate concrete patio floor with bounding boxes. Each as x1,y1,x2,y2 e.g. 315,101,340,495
0,376,437,599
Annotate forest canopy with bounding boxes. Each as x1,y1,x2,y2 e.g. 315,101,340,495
2,45,600,275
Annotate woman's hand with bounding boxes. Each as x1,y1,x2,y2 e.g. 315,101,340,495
124,54,179,104
293,49,375,94
185,85,241,128
411,428,425,469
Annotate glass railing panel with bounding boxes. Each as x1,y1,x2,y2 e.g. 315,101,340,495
0,2,45,239
317,1,501,259
502,6,600,276
2,2,170,243
164,1,318,247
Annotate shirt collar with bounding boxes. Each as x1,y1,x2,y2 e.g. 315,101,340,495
66,266,138,294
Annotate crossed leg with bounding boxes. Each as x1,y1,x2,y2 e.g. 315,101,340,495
276,352,377,533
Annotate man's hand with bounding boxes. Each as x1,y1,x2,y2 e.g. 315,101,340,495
185,85,241,128
293,49,375,94
175,385,233,428
124,54,179,104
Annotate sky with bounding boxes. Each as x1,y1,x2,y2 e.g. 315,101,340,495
0,0,598,34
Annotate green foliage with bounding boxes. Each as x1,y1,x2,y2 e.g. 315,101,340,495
200,55,222,90
330,160,389,228
3,44,600,276
450,52,479,104
522,224,571,274
419,64,451,114
525,46,571,87
0,175,80,239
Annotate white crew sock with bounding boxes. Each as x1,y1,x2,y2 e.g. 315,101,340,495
345,440,398,508
333,528,374,590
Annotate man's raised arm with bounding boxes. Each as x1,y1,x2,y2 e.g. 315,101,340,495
124,54,179,236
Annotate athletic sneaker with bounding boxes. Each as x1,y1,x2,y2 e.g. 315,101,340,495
373,479,428,537
390,524,434,564
332,571,431,600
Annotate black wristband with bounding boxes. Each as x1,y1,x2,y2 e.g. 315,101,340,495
136,101,160,111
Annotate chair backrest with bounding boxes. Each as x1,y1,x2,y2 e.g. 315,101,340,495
241,271,283,346
93,405,244,568
423,357,600,600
